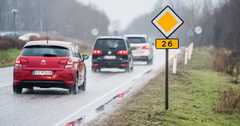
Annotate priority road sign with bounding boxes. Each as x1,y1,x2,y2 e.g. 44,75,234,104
151,6,183,38
151,6,183,110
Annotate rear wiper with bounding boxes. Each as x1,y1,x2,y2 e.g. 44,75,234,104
43,54,57,57
109,47,117,49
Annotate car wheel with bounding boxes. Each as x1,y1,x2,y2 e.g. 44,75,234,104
147,58,153,65
125,64,130,73
13,84,22,94
130,62,133,71
92,67,97,72
150,57,153,65
69,74,78,94
80,73,86,91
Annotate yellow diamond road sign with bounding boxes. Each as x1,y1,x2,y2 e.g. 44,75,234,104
152,6,183,38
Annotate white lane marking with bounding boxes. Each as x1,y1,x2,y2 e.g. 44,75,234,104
0,81,12,88
54,52,177,126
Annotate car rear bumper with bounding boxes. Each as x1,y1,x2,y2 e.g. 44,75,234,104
13,67,75,87
133,56,149,61
20,80,68,88
92,59,129,69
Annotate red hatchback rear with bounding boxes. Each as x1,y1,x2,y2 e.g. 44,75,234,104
13,41,89,94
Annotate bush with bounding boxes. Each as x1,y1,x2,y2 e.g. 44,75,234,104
213,49,239,75
0,36,26,50
215,87,240,113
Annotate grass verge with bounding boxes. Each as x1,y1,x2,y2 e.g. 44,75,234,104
0,48,21,68
93,49,240,126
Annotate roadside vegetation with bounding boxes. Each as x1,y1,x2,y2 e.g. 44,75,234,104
92,49,240,125
0,48,21,68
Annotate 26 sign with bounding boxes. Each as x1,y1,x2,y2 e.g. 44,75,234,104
155,39,179,49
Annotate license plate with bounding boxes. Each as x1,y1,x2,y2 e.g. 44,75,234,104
104,55,116,59
33,71,52,76
131,47,138,50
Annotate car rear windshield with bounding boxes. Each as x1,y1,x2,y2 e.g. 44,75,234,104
94,39,126,49
21,45,70,57
127,37,146,43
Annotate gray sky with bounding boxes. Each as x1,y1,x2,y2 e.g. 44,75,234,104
76,0,158,31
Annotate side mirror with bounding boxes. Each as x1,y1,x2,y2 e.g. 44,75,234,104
82,54,89,61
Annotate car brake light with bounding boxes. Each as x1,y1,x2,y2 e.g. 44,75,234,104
15,59,20,64
15,58,28,67
142,45,150,49
93,64,99,66
92,50,102,55
117,50,128,55
59,59,73,68
20,59,28,63
121,64,126,66
65,60,73,68
67,61,73,65
58,59,68,64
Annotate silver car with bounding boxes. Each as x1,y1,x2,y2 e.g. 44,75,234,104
124,34,154,65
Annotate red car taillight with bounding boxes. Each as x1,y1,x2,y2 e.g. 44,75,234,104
142,45,150,49
58,59,73,68
93,64,99,66
15,58,28,67
92,50,102,55
117,50,128,55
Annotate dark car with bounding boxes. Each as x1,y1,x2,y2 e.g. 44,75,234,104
91,36,133,72
13,40,89,94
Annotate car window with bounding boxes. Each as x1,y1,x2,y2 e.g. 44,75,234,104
72,45,81,59
70,45,77,57
21,45,70,57
94,39,126,49
127,37,146,44
125,39,131,49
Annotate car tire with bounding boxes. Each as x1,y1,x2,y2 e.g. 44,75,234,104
13,84,22,94
92,67,97,72
130,62,133,71
150,57,153,65
69,74,78,94
147,58,153,65
80,73,86,91
125,64,130,73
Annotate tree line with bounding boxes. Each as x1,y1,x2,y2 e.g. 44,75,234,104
0,0,110,44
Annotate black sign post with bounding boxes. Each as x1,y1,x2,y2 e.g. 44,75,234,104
151,6,183,110
165,49,168,110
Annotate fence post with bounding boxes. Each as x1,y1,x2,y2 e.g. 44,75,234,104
185,48,188,65
188,45,191,60
173,53,177,74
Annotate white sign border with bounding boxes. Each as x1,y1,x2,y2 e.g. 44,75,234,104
152,6,183,38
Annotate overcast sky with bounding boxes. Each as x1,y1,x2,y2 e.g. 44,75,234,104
76,0,158,31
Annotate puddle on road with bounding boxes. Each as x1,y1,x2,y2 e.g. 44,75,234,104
66,67,160,126
66,87,132,126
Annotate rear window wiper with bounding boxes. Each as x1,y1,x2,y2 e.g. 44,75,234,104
109,47,117,49
43,54,57,57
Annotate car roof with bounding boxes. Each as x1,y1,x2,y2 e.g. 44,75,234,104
97,36,125,39
24,40,73,48
124,34,147,38
24,33,40,35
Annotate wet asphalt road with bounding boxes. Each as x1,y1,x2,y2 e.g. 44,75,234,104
0,49,180,126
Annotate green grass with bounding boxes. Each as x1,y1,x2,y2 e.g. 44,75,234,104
95,49,240,126
0,48,21,68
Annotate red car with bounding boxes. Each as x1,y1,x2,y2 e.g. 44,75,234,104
13,40,89,94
